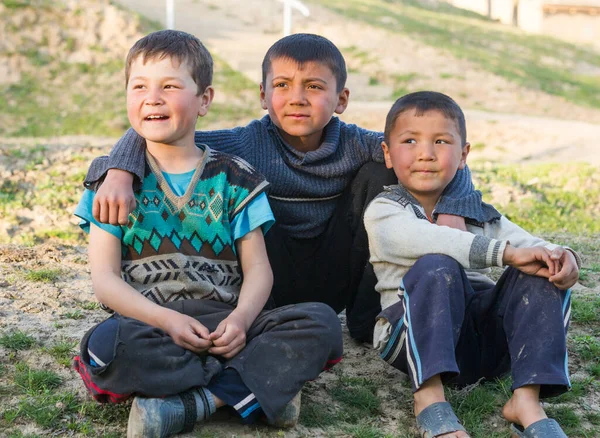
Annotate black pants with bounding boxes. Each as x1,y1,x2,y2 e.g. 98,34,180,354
74,300,343,422
265,162,397,342
379,255,571,398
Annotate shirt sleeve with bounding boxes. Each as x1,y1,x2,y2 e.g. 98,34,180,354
364,197,507,270
230,192,275,241
74,189,123,239
83,128,146,189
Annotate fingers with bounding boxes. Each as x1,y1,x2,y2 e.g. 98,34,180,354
108,203,120,226
191,320,210,339
209,324,246,358
209,321,226,341
180,335,212,353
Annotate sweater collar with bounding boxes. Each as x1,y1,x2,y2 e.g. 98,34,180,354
263,115,340,165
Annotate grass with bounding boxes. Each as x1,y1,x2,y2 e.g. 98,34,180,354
472,162,600,235
24,268,62,283
309,0,600,109
0,331,36,350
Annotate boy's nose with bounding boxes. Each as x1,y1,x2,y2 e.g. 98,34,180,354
288,86,307,105
418,144,436,160
145,88,164,105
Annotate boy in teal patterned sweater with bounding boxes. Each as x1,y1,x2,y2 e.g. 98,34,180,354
73,30,342,438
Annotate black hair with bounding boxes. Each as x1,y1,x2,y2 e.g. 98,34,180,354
126,29,213,95
384,91,467,145
262,33,347,92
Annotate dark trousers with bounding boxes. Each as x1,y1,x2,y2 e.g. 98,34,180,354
74,300,343,422
379,255,571,398
265,162,397,342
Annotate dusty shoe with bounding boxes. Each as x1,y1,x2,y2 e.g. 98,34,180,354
269,391,302,428
128,394,189,438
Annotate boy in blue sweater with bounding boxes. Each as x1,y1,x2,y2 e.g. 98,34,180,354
83,34,491,342
74,30,342,438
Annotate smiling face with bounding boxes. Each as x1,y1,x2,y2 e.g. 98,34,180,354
260,58,349,152
126,55,213,149
382,109,470,214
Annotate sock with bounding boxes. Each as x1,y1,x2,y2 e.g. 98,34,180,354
193,387,217,422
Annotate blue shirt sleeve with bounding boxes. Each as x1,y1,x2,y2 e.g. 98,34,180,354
230,192,275,241
74,189,123,239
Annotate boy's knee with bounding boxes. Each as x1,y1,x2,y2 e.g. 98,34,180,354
412,254,461,274
297,302,342,348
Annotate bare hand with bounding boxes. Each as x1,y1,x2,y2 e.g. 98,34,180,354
163,313,212,354
503,245,560,279
208,312,249,359
436,214,467,231
92,169,136,225
548,247,579,290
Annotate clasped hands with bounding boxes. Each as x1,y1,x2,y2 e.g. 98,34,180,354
162,311,250,359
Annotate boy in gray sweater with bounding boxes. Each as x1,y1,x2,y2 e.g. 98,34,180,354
365,91,580,438
84,34,491,342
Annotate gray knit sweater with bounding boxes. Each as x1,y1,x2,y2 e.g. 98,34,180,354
85,115,493,238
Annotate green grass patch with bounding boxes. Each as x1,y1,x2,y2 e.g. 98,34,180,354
310,0,600,109
572,335,600,362
24,268,61,283
3,390,80,428
14,363,62,393
299,396,339,427
63,310,84,320
544,406,582,436
472,162,600,235
0,331,36,350
571,298,600,324
43,340,78,367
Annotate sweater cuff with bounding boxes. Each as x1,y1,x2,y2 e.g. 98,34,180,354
469,235,506,269
83,156,109,189
564,247,582,269
107,128,146,183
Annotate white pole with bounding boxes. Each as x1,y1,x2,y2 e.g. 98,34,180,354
166,0,175,29
279,0,310,37
283,0,291,36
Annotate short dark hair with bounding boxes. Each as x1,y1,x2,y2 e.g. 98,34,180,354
125,29,213,95
384,91,467,146
262,33,347,92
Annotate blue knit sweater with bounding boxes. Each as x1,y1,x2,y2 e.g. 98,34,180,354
85,116,495,238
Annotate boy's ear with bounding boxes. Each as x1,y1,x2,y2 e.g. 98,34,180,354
259,83,268,111
458,142,470,170
381,141,393,169
198,86,215,117
334,88,350,115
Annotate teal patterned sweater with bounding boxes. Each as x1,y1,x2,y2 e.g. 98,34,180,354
120,146,269,306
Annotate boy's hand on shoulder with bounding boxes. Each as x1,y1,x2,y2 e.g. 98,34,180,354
436,214,467,231
503,245,559,279
162,312,212,353
208,312,250,359
548,247,579,290
92,169,136,225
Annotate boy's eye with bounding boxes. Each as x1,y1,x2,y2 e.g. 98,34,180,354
307,84,323,90
435,139,449,144
273,82,287,88
404,139,416,144
132,84,145,89
164,84,178,89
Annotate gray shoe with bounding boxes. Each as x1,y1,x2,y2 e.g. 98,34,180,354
269,391,302,429
127,394,187,438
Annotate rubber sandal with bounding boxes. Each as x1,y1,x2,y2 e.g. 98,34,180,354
416,401,467,438
510,418,567,438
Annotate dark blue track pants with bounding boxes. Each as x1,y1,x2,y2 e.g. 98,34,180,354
379,255,571,398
